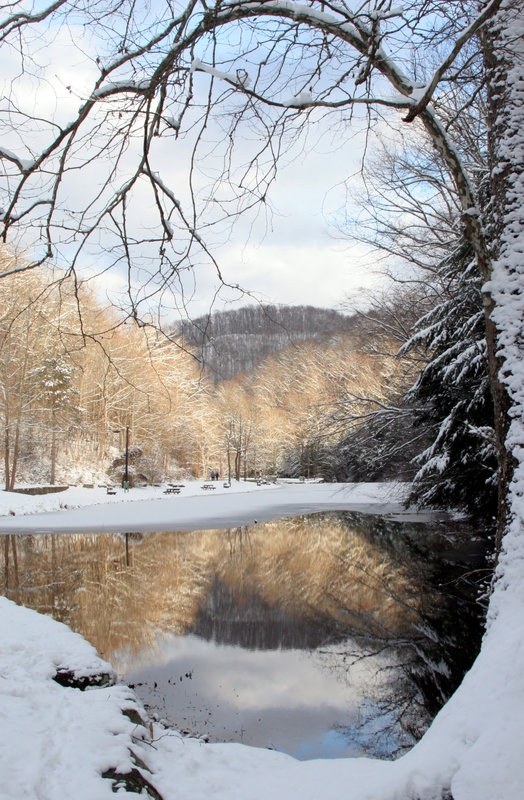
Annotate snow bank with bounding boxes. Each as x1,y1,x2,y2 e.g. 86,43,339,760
0,597,156,800
3,580,521,800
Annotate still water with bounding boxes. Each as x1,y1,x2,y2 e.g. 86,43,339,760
1,511,487,760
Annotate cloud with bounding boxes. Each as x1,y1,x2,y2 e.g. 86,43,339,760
218,239,382,309
1,20,393,318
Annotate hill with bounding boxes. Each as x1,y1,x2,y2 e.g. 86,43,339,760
176,304,349,382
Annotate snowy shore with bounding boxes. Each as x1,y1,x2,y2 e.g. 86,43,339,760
0,480,410,532
0,482,522,799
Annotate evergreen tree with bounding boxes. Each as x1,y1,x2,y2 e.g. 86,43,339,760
403,244,497,518
33,356,81,484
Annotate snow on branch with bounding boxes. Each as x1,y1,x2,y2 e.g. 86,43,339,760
0,0,68,39
224,0,342,29
190,59,251,87
92,78,152,99
369,6,404,22
281,90,313,107
190,56,410,110
0,147,35,174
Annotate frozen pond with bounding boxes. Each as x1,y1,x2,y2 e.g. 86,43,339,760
1,511,487,759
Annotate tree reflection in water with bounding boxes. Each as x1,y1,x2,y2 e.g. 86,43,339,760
1,512,488,758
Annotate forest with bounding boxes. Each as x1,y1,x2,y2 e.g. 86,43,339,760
0,250,497,532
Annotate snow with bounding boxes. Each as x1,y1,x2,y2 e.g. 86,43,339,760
1,481,523,799
408,85,428,102
281,90,313,107
0,146,34,171
223,1,342,30
0,480,408,533
148,170,182,207
92,78,151,98
190,58,250,87
369,6,404,21
0,596,146,800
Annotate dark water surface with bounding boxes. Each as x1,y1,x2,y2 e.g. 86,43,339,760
1,511,488,760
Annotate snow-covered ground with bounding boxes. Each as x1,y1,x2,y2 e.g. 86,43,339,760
0,482,522,800
0,480,409,532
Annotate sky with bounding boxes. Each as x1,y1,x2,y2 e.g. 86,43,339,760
84,105,388,321
199,142,385,314
0,8,391,323
87,131,384,321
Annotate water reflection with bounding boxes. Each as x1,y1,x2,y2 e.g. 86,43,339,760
1,511,487,759
126,634,399,759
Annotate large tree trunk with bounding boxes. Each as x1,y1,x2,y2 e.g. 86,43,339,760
482,0,524,555
483,307,515,555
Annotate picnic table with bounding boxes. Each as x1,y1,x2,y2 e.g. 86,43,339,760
106,487,117,495
201,483,216,490
164,487,181,495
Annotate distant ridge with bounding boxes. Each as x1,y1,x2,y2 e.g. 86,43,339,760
176,304,349,382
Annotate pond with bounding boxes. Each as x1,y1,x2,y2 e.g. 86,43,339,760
1,511,488,760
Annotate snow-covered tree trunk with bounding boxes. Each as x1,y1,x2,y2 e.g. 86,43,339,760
483,0,524,554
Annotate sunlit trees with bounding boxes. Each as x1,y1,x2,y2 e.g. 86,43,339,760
33,355,81,484
0,257,220,487
0,266,67,489
211,330,401,480
216,378,258,481
71,321,217,483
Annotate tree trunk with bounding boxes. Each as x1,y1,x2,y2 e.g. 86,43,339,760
482,0,524,555
10,535,19,603
50,405,57,485
8,342,30,492
235,448,241,481
8,417,22,492
4,423,10,492
483,306,515,554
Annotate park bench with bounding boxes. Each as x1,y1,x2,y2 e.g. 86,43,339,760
106,487,117,495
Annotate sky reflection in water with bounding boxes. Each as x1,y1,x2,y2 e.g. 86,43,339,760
125,633,382,759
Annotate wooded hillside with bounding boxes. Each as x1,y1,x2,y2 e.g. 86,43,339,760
176,305,349,381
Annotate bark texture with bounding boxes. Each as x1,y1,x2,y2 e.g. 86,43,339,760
482,0,524,554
